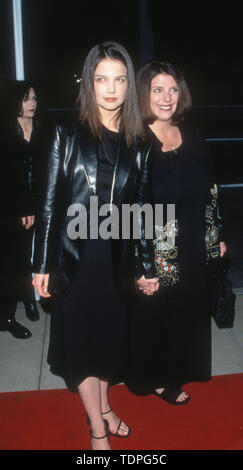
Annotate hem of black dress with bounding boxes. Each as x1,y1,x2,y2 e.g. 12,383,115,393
48,364,125,393
125,374,212,396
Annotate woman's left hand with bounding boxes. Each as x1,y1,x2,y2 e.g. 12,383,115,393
220,241,227,257
21,215,35,229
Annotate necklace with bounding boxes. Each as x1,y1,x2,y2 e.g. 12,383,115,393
171,146,178,154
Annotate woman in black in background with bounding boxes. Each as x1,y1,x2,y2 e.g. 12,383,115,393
14,82,40,322
33,41,158,450
0,81,41,339
126,61,227,404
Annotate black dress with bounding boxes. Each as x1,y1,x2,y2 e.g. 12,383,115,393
15,121,40,304
47,128,129,391
0,121,40,323
125,123,213,395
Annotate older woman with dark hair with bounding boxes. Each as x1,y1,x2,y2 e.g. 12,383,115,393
126,61,226,404
33,42,158,450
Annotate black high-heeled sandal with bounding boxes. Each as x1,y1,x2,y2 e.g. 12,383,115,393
89,419,110,442
102,408,131,438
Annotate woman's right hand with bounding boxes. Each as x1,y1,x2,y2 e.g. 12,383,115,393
33,274,51,298
136,275,159,296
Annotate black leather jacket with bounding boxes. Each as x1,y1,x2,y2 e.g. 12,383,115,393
33,122,156,300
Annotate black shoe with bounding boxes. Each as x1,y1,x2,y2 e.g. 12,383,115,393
153,388,191,405
24,302,40,322
0,319,32,339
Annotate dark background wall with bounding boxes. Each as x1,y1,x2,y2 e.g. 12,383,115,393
1,0,243,107
148,2,243,105
0,0,141,108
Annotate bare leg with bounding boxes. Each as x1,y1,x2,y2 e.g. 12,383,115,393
100,379,109,412
77,377,110,450
100,379,130,437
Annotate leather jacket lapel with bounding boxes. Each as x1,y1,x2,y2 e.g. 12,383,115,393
112,137,135,204
77,124,98,195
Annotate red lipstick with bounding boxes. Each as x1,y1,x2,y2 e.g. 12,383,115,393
104,98,117,102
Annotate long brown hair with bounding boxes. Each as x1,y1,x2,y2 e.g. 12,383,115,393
77,41,143,147
137,61,192,125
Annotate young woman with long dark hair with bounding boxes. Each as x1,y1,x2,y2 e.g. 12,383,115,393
33,42,158,450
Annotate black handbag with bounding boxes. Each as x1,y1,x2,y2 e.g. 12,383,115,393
206,256,236,329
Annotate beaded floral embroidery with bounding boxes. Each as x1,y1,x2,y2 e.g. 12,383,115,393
153,219,179,287
136,184,222,288
153,184,222,286
205,183,221,261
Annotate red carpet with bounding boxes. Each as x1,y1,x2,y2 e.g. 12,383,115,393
1,374,243,450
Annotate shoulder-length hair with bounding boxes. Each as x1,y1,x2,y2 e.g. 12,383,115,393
11,80,38,118
77,41,143,147
137,61,192,125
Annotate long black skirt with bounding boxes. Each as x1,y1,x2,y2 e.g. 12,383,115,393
125,282,211,396
47,238,129,392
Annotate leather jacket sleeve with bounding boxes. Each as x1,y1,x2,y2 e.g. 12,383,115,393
135,147,157,280
33,123,65,274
